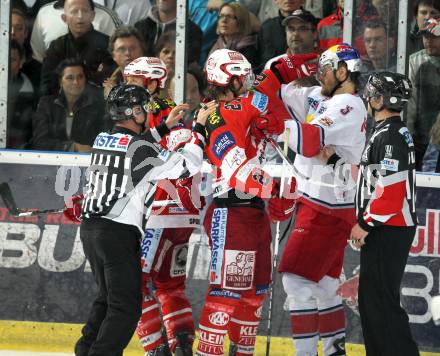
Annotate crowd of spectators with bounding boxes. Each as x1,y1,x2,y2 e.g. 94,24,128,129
5,0,440,172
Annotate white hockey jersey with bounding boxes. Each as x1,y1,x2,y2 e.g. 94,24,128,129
280,85,367,216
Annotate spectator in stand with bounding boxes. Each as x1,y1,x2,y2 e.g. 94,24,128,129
371,0,398,33
102,26,146,97
30,0,121,63
95,0,151,26
8,40,35,149
12,0,30,15
264,8,319,69
361,19,396,73
168,65,205,126
407,16,440,170
135,0,203,64
208,2,258,66
257,0,305,69
409,0,440,54
39,0,113,96
32,59,106,152
154,31,176,80
11,8,42,96
317,0,376,55
422,113,440,172
189,0,223,65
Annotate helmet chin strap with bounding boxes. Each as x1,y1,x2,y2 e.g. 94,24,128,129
329,70,348,97
368,97,385,120
229,76,244,98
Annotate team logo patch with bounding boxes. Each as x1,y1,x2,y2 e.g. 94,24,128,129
319,116,334,127
385,145,393,158
170,244,188,277
340,105,353,115
209,208,228,285
380,158,399,172
251,91,268,113
209,311,230,326
212,132,236,160
222,250,255,290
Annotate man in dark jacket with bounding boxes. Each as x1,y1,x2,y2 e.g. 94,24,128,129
40,0,112,96
134,0,203,64
33,59,106,151
408,0,440,55
256,0,304,70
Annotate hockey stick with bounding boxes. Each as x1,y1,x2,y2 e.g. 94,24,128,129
265,129,291,356
0,182,64,217
267,137,336,189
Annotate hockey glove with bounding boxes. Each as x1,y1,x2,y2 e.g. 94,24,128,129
176,175,205,214
63,194,83,223
271,53,318,84
268,178,297,222
255,111,285,135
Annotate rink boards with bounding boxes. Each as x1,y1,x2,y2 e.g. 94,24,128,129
0,151,439,354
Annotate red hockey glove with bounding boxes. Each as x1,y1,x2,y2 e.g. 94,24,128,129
176,175,205,214
271,53,318,84
63,194,83,223
268,178,297,222
254,111,285,135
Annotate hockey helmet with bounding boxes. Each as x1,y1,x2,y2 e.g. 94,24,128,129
318,43,361,77
204,49,254,90
419,16,440,37
107,84,150,121
123,57,168,89
364,71,412,112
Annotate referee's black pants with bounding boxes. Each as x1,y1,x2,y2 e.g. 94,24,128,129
358,225,419,356
75,218,142,356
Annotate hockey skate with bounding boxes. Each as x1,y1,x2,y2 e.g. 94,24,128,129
174,332,193,356
329,337,346,356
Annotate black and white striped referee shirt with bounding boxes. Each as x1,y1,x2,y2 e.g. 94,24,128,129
81,122,205,233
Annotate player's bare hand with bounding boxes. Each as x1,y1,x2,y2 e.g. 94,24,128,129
349,223,369,250
196,101,217,126
166,103,190,128
317,145,336,163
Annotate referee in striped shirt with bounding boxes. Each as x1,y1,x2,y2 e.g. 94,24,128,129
75,84,215,356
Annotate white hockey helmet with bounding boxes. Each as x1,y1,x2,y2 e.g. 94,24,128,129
318,43,362,77
123,57,168,89
204,49,254,90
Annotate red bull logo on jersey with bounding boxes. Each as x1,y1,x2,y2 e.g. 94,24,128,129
210,208,228,285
